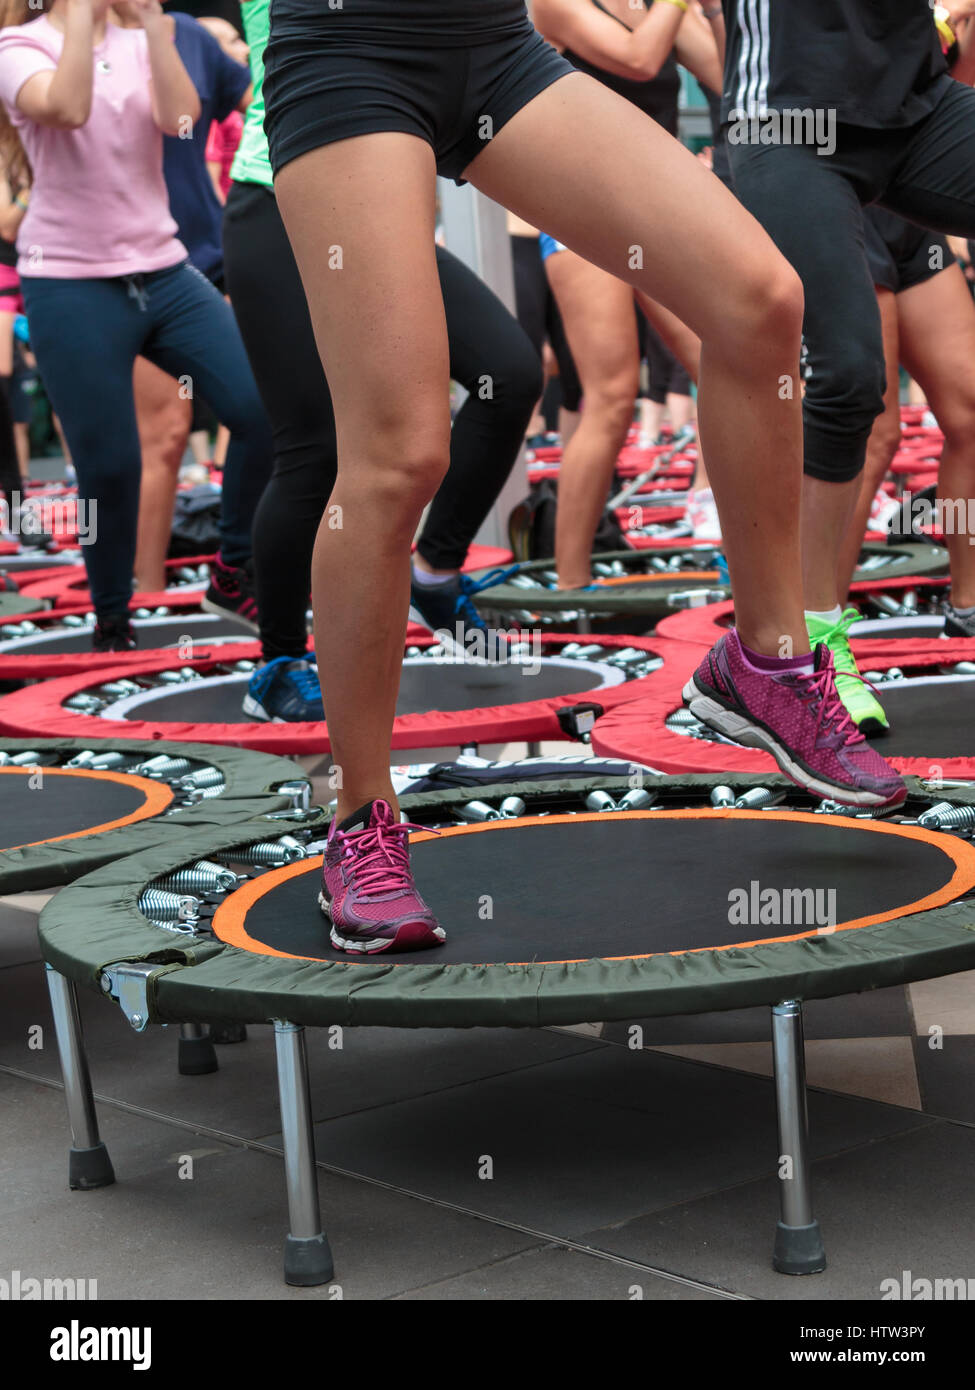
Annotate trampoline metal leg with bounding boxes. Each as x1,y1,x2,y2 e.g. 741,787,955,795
45,966,115,1191
771,1000,825,1275
274,1021,334,1287
177,1022,218,1075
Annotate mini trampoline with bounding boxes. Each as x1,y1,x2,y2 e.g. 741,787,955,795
0,634,683,754
469,542,946,635
0,736,311,895
0,600,258,682
0,543,82,577
592,642,975,782
0,590,46,620
657,568,954,646
17,557,213,610
38,772,975,1284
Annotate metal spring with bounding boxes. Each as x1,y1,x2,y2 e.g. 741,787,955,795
918,802,975,830
457,800,502,822
98,680,143,698
710,785,735,808
221,835,307,866
154,861,241,894
616,787,657,811
87,752,128,770
499,796,526,818
7,750,41,765
585,790,617,812
145,919,203,937
952,662,975,675
198,785,225,799
178,767,224,790
136,755,194,778
62,614,89,628
667,708,699,726
734,787,786,810
65,695,104,713
138,888,200,921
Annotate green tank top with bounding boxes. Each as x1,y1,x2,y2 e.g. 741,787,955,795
230,0,273,190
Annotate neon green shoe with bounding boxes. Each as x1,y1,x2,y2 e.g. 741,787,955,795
805,607,889,734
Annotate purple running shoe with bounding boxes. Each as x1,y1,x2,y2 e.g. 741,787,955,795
319,799,445,954
201,553,259,631
682,632,907,808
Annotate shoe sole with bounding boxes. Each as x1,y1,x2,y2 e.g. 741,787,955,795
407,604,501,666
241,693,284,724
681,678,906,809
318,890,446,954
200,593,260,634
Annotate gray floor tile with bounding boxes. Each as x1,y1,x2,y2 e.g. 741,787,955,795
580,1119,975,1300
1,1072,540,1300
284,1046,930,1239
914,1033,975,1124
0,901,42,969
396,1244,724,1301
0,962,601,1137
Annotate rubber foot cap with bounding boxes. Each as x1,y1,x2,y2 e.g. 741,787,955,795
208,1021,248,1045
773,1220,826,1275
178,1035,218,1075
69,1143,115,1190
284,1234,334,1287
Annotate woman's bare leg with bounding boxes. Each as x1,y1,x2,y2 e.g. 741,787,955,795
466,74,806,656
837,290,900,598
544,249,639,587
275,134,448,820
132,357,191,592
896,263,975,608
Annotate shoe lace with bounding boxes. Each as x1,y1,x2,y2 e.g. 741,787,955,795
338,818,438,897
792,653,874,749
820,607,862,673
455,567,519,628
287,662,321,705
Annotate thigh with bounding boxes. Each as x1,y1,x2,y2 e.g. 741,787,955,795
273,132,448,453
896,261,975,421
464,71,790,351
883,82,975,238
141,263,263,426
731,142,881,364
436,244,538,391
544,248,638,392
21,278,142,453
223,181,335,445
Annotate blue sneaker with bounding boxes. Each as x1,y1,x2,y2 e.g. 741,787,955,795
409,566,516,662
243,655,324,722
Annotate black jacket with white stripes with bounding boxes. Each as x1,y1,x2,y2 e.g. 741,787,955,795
720,0,949,129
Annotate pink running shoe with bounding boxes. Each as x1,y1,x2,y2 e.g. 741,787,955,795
319,799,445,954
682,632,907,808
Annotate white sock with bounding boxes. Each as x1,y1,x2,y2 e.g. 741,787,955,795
805,605,843,624
412,564,456,587
950,601,975,617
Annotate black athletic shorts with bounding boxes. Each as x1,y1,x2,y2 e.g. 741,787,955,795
862,207,953,294
264,4,573,182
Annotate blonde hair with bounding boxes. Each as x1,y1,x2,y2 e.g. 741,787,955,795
0,0,55,190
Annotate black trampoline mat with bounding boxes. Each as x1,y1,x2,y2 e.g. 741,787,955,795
855,621,944,639
0,767,160,850
219,813,969,965
2,614,251,655
117,659,605,724
865,680,975,757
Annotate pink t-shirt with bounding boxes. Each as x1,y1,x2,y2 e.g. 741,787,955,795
0,16,186,278
205,110,243,199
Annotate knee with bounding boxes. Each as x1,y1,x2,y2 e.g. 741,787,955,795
489,333,544,411
585,371,639,435
868,414,902,470
352,422,450,513
932,398,975,450
752,262,805,352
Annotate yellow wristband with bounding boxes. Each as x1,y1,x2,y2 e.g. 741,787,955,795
935,5,956,49
659,0,689,12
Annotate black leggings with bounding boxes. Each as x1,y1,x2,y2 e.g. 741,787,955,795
728,79,975,483
509,232,581,414
223,180,541,663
